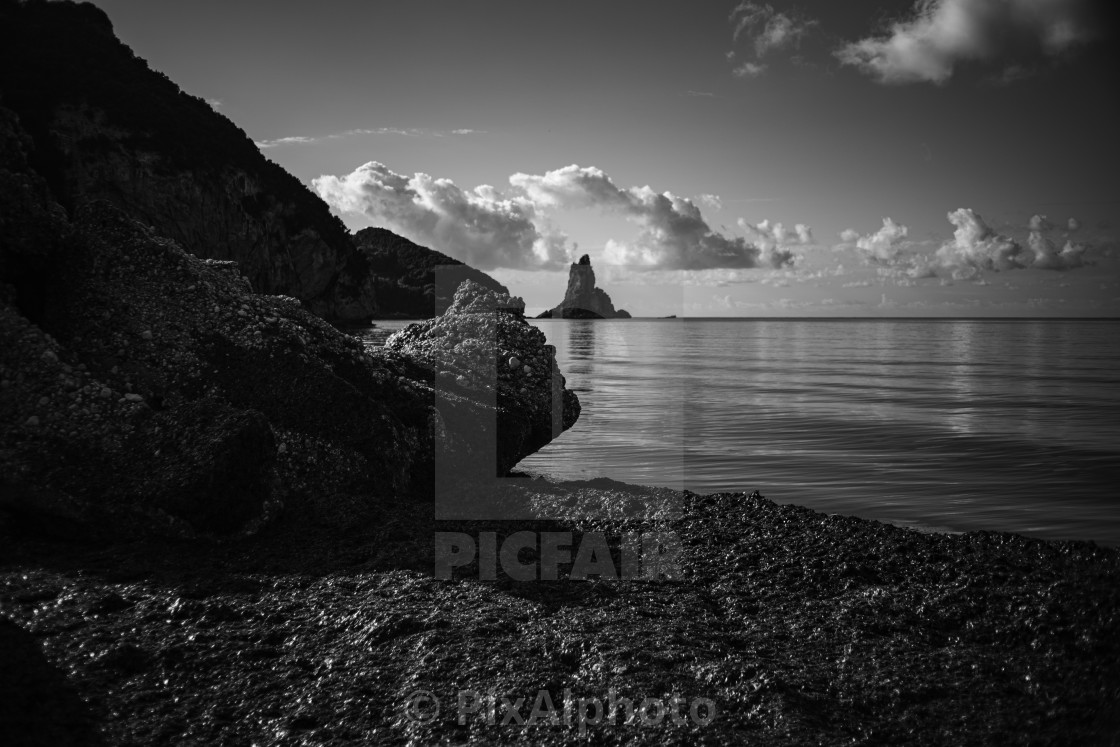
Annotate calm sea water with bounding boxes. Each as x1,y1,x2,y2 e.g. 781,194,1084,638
364,318,1120,545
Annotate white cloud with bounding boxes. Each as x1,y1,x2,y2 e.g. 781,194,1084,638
1028,213,1054,232
1067,217,1082,232
256,135,318,148
837,0,1107,85
730,2,817,57
936,208,1031,270
256,126,480,149
732,62,768,78
316,162,796,272
313,161,568,270
739,218,814,248
696,193,723,211
1027,213,1088,270
854,218,909,263
511,165,795,270
839,228,861,243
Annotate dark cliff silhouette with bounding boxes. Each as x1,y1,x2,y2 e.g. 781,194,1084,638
352,228,510,318
0,0,505,321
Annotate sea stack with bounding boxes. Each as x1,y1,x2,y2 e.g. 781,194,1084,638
536,254,631,319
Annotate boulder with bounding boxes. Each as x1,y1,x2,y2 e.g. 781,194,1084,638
0,195,579,537
386,281,579,479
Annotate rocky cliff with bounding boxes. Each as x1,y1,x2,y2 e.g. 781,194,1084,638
353,228,510,318
537,254,631,319
0,0,361,320
0,0,514,324
0,88,579,539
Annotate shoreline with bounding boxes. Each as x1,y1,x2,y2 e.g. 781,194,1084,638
3,475,1118,745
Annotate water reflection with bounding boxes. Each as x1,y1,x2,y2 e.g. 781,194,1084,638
566,320,597,379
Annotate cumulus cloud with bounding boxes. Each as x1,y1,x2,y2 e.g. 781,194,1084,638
1027,213,1088,270
511,165,795,270
838,228,861,243
1067,217,1082,232
313,161,568,270
1028,214,1054,232
739,218,814,249
855,218,909,263
838,0,1109,85
316,162,796,272
696,193,723,211
936,208,1031,270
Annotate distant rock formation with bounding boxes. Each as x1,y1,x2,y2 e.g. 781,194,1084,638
352,228,510,318
536,254,631,319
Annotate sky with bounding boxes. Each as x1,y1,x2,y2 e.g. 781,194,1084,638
87,0,1120,316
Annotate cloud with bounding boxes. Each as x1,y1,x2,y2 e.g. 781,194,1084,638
730,2,817,57
740,218,814,247
1067,217,1082,232
317,162,794,272
936,208,1032,270
838,228,861,243
728,2,818,78
1028,214,1054,232
256,135,318,148
686,90,718,98
850,218,910,263
206,98,224,110
1027,213,1087,270
837,0,1108,85
511,164,795,270
256,126,480,149
313,161,568,270
732,62,768,78
696,193,723,211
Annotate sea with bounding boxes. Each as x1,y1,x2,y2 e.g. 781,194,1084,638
362,318,1120,546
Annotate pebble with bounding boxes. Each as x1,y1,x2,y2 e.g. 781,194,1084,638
25,415,40,426
100,388,112,398
508,356,520,370
41,349,58,363
124,393,143,403
38,396,49,406
141,330,153,340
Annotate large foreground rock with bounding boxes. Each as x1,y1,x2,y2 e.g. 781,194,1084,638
0,198,579,538
386,281,580,480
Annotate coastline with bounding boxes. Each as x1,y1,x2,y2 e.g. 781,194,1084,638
2,476,1117,745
